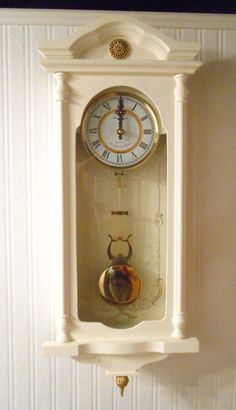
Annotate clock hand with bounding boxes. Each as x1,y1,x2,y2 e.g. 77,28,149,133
115,95,126,140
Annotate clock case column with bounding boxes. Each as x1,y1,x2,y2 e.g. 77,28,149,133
172,73,189,339
54,72,72,343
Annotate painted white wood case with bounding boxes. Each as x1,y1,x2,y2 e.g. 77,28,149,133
39,14,201,374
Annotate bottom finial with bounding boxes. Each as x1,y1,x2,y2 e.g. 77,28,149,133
115,376,129,397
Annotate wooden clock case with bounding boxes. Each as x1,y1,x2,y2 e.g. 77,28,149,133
39,13,201,375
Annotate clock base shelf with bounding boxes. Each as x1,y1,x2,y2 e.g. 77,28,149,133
43,338,199,374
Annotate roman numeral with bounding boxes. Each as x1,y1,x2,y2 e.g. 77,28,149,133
132,103,137,111
131,151,137,159
102,149,110,159
102,102,111,110
92,115,101,119
139,141,148,150
89,128,97,133
92,140,100,149
140,115,149,122
144,129,152,134
117,154,123,163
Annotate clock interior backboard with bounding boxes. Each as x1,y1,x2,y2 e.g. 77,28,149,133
76,133,167,328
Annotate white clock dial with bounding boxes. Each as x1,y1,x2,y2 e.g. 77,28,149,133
80,89,160,168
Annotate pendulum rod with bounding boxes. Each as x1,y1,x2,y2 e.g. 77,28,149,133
111,170,129,256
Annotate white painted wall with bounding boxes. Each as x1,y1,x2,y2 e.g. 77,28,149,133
0,10,236,410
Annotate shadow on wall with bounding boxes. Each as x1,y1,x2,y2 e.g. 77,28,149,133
186,59,236,374
142,61,236,409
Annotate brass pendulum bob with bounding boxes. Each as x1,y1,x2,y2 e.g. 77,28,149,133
98,234,141,305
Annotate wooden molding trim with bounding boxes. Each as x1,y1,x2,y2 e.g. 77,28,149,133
0,8,236,30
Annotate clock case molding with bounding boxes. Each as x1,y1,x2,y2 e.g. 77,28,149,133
39,14,201,375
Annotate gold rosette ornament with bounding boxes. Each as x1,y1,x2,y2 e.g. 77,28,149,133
109,39,130,59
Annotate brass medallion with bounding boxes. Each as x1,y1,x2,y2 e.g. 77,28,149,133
109,39,130,60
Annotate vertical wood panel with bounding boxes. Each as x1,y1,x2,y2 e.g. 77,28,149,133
224,30,236,58
217,30,225,60
175,356,197,410
45,23,57,410
0,24,11,410
201,30,219,63
97,368,113,410
195,356,215,410
7,25,30,410
2,24,15,410
181,28,198,42
71,361,77,410
24,24,36,410
216,368,234,410
30,24,52,410
233,369,236,410
56,358,72,410
157,358,176,410
78,363,93,410
137,368,154,410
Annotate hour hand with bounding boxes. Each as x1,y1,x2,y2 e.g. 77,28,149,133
115,95,126,139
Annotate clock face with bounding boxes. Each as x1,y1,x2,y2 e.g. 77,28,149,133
80,88,160,168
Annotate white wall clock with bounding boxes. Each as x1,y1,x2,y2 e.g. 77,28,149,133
39,14,201,396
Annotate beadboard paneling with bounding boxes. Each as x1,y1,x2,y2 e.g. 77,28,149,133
0,11,236,410
0,24,10,410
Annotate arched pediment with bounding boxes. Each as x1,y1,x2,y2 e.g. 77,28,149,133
39,14,201,74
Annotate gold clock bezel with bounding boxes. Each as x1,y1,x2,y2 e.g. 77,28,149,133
79,86,161,169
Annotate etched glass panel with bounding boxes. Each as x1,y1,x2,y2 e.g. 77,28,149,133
76,134,167,329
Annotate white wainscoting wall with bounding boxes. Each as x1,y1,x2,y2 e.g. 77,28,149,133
0,9,236,410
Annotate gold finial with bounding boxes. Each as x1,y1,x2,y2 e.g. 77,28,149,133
115,375,129,397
